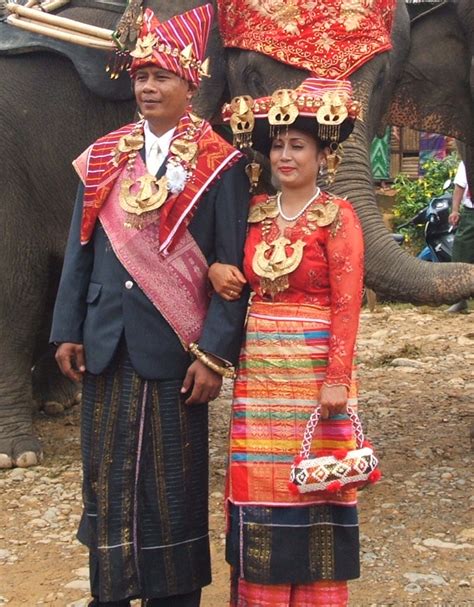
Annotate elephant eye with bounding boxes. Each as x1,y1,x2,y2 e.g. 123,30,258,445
242,66,266,97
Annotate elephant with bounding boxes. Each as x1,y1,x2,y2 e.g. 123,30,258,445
222,0,474,302
0,0,472,469
0,0,227,468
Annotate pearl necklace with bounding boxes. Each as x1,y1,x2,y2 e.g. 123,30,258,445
276,187,321,222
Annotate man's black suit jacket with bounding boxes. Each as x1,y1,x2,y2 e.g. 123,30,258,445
50,155,250,380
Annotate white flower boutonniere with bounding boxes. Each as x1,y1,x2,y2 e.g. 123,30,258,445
166,162,188,194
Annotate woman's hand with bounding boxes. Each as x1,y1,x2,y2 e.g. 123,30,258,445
319,384,348,419
208,262,247,301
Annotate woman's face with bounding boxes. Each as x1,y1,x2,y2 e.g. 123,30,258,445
270,128,326,190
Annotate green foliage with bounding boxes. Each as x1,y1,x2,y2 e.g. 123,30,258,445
392,155,459,250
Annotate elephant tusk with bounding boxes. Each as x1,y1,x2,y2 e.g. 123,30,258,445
6,3,115,44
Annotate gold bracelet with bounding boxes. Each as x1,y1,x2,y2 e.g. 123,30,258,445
188,342,236,379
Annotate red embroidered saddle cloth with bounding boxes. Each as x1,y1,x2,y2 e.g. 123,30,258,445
218,0,396,79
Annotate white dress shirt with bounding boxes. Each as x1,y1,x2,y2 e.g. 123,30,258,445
454,161,473,208
144,121,176,176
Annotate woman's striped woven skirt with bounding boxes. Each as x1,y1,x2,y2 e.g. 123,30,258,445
226,302,360,606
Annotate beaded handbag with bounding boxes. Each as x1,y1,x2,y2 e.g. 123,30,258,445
289,405,381,494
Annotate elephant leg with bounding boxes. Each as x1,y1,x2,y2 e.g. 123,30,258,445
0,234,48,468
32,345,81,415
0,338,42,469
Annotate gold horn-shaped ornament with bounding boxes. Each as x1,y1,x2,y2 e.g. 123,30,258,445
316,91,349,143
198,57,211,78
129,32,157,58
180,43,194,68
245,162,262,193
229,95,255,149
268,88,299,132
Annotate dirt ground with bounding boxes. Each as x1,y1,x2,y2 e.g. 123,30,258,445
0,305,473,607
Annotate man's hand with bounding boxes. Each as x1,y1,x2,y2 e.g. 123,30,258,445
55,343,86,382
319,384,348,419
448,210,460,227
181,359,223,405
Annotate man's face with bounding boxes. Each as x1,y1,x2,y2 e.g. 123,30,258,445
134,66,192,133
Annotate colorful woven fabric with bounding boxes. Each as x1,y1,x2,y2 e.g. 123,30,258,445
230,572,349,607
228,301,358,507
98,151,210,347
226,503,360,585
242,194,364,388
73,116,241,252
218,0,396,79
129,5,213,85
79,345,211,601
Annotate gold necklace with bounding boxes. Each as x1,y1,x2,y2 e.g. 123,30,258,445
113,116,202,225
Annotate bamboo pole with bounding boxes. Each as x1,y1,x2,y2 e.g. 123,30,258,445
6,14,115,49
6,3,114,40
40,0,72,14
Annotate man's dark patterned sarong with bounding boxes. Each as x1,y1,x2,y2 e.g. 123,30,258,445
78,348,210,602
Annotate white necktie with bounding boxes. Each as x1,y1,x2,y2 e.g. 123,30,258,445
147,140,163,176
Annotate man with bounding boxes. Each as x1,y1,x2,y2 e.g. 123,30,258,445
50,5,249,606
448,160,473,312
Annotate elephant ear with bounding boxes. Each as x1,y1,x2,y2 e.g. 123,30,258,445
386,2,473,189
387,3,472,145
192,22,228,121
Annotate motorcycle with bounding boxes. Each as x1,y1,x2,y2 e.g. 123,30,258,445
396,179,456,262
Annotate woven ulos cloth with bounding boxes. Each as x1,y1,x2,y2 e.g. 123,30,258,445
227,301,359,508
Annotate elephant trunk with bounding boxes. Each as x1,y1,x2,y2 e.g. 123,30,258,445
330,84,474,304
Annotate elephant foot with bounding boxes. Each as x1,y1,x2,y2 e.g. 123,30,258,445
0,435,43,469
0,453,13,469
43,393,81,416
33,346,81,415
446,299,468,313
33,373,81,416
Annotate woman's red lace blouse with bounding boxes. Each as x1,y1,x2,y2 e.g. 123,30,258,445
243,192,364,388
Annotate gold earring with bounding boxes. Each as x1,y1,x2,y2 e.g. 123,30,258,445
326,143,342,184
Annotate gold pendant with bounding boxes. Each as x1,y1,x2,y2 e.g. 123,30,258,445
119,174,169,216
170,138,198,164
248,197,279,223
306,201,339,227
252,236,305,283
260,275,290,297
113,130,145,166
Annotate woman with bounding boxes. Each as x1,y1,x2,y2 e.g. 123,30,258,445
211,78,365,607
